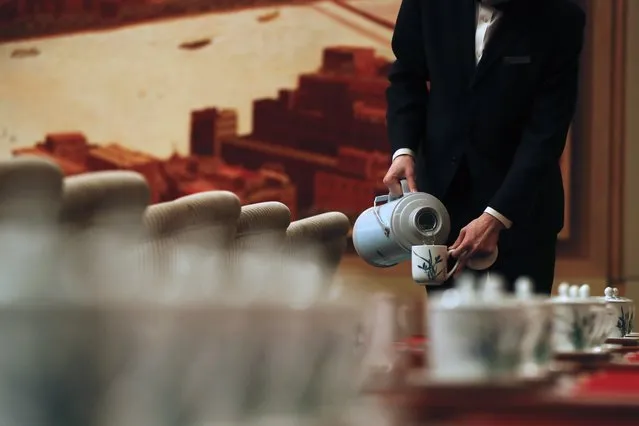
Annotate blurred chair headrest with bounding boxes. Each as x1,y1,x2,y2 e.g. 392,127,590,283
286,212,351,244
236,201,291,237
0,156,63,223
144,191,241,240
285,212,351,275
60,171,150,228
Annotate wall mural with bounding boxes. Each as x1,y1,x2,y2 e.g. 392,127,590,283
0,0,572,269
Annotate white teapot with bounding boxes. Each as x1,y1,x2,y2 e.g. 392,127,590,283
352,180,498,278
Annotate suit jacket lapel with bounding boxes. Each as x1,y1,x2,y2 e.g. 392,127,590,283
471,6,529,87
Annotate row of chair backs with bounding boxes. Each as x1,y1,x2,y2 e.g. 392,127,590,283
0,156,351,285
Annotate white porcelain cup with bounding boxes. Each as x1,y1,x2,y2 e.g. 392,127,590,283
519,301,554,378
514,277,554,378
551,284,603,353
411,245,460,285
360,292,412,373
600,287,635,338
427,291,528,382
609,301,635,337
589,302,617,348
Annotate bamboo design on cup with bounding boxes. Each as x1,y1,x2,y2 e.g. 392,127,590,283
414,228,442,281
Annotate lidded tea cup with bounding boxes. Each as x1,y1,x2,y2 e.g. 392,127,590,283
600,286,635,338
513,277,554,379
426,274,528,383
550,283,606,353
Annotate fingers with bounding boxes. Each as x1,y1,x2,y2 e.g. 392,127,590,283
450,229,466,251
451,229,475,260
383,172,403,197
383,156,416,195
404,168,418,193
452,239,470,277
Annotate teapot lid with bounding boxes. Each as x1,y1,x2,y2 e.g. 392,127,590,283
551,282,602,305
389,192,451,247
603,286,633,302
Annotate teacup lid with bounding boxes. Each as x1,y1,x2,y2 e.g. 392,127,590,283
603,286,633,303
481,273,505,301
513,276,549,305
551,282,602,305
515,276,534,298
429,272,519,310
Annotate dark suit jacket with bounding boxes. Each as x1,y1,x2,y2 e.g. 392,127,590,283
386,0,585,240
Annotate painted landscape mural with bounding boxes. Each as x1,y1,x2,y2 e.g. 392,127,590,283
0,0,572,279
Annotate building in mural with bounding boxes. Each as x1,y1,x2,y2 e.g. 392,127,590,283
216,46,390,218
14,132,297,214
12,46,389,222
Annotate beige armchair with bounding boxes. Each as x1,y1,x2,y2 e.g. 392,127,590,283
143,191,241,249
233,201,291,253
60,170,150,230
58,171,151,294
0,157,64,294
285,211,351,283
0,156,63,223
142,191,241,284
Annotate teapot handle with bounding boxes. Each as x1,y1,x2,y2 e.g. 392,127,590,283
372,179,410,237
388,179,410,202
374,179,410,206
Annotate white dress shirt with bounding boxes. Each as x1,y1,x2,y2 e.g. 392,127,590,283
392,2,513,229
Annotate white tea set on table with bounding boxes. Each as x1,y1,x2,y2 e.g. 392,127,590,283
551,283,636,352
424,274,558,384
426,274,528,383
352,180,498,284
419,278,638,386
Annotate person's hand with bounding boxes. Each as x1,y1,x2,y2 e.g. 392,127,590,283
450,213,504,272
383,155,418,197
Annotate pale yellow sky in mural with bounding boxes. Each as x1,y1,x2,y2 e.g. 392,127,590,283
0,0,398,159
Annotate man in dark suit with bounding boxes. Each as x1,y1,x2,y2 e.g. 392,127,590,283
383,0,585,294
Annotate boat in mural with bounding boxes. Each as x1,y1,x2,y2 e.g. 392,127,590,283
257,10,280,23
179,38,211,50
10,47,40,58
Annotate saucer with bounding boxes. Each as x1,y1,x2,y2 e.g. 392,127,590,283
399,369,554,411
606,338,638,346
406,369,552,390
605,361,639,371
554,351,612,363
609,346,639,355
553,351,612,372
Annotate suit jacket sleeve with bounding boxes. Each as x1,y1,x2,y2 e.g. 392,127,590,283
489,11,585,225
386,0,429,154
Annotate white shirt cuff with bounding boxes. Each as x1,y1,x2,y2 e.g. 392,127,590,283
392,148,416,162
484,207,512,229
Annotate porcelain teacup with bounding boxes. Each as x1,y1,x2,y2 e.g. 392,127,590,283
599,287,635,338
427,274,528,382
411,244,461,285
514,277,554,379
551,283,604,353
